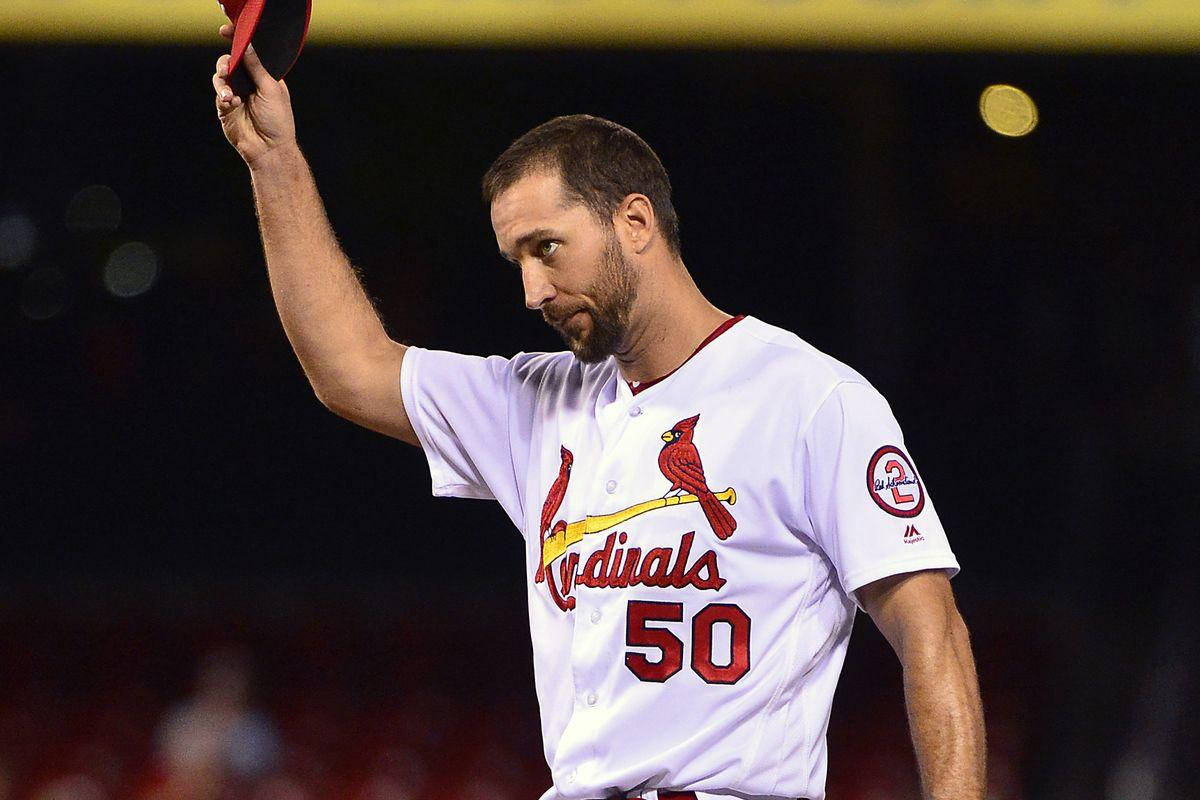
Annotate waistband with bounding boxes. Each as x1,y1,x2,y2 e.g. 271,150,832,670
612,793,807,800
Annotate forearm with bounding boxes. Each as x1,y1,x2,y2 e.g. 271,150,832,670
248,145,395,400
901,612,986,800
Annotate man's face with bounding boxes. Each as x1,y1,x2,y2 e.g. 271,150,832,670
491,170,638,362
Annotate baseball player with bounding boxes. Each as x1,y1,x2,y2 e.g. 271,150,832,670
213,30,985,800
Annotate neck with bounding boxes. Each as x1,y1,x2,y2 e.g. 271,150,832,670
614,259,731,384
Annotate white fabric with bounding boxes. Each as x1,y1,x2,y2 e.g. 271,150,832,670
399,316,959,800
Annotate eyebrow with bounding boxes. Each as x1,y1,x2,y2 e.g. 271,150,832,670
499,227,557,262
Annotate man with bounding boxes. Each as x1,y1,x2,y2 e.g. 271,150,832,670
212,33,985,800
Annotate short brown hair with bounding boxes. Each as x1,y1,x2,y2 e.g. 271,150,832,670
482,115,682,256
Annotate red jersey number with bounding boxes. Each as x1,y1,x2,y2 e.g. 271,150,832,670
624,600,685,682
625,600,751,685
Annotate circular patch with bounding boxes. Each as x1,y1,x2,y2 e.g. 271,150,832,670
866,445,925,518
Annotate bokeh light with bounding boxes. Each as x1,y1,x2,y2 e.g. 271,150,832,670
103,241,159,298
65,185,122,232
20,267,74,320
979,84,1039,137
0,212,38,269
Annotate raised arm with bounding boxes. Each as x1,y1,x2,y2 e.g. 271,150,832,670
212,29,418,445
858,569,987,800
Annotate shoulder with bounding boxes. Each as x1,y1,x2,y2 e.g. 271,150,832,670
737,319,906,444
406,347,613,399
733,316,881,411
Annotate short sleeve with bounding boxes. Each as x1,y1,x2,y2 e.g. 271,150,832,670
799,381,960,608
400,346,540,522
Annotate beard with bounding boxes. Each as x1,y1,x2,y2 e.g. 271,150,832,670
543,234,638,363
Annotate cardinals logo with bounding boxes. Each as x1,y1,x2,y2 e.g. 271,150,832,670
658,414,736,540
534,413,738,613
534,446,573,584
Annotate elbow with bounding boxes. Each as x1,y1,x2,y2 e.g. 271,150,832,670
312,380,359,421
306,355,377,421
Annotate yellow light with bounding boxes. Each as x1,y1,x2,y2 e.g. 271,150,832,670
980,85,1039,138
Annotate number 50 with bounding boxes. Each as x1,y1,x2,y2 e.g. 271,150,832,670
624,599,751,685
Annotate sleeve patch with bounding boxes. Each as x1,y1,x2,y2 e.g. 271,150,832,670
866,445,925,518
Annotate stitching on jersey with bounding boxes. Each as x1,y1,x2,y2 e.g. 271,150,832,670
735,318,850,382
795,380,869,543
795,379,864,449
402,348,448,491
505,353,543,517
794,584,855,794
765,554,817,795
504,356,525,514
843,553,960,599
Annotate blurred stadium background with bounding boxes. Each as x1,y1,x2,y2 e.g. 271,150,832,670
1,2,1198,799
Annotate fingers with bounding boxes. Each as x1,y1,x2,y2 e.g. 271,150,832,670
215,25,237,107
213,54,233,101
216,23,273,99
241,44,277,92
213,55,243,113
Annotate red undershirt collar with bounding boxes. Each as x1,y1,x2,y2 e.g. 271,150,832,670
625,315,745,396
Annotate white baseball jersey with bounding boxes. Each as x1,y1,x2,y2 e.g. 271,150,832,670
400,315,959,800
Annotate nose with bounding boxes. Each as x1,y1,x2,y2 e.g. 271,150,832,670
521,262,556,310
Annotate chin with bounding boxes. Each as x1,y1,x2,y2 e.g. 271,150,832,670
571,345,609,364
559,328,600,363
552,310,620,363
557,313,589,344
569,331,616,364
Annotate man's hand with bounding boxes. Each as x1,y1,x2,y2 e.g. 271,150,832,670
858,570,987,800
212,24,297,168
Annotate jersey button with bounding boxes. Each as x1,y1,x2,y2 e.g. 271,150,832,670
629,406,643,417
605,479,617,494
586,692,598,706
590,609,602,624
566,769,577,783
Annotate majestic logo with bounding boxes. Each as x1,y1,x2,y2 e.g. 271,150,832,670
902,524,924,544
535,414,738,612
866,444,925,518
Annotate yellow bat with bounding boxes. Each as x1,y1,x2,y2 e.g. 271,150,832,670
541,487,737,567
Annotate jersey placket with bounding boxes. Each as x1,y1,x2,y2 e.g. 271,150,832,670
559,386,653,791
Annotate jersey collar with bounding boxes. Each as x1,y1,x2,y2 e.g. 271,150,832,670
624,314,745,397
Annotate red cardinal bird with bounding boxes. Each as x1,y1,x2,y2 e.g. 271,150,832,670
536,446,573,583
658,414,736,540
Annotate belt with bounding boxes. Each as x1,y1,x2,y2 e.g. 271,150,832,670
590,793,698,800
627,795,807,800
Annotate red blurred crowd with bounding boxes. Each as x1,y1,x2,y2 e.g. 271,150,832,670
0,586,1029,800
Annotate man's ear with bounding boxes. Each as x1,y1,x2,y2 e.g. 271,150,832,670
615,193,656,255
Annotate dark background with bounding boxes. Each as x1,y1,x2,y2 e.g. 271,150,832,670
1,44,1197,799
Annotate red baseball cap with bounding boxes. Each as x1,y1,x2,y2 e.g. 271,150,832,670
220,0,312,97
